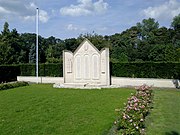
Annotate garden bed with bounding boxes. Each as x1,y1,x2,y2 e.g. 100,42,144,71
0,81,29,91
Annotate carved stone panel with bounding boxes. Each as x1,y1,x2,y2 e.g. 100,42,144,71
63,39,110,85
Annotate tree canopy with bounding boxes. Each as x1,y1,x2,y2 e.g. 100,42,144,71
0,16,180,65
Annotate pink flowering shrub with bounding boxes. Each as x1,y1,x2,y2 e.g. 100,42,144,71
115,84,153,135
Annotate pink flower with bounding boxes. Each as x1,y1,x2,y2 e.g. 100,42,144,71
134,103,138,107
140,118,144,122
140,128,145,133
134,107,138,111
141,105,145,109
123,115,127,119
129,119,133,122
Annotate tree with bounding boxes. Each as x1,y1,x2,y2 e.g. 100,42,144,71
148,44,176,62
64,38,78,52
0,41,14,64
0,22,21,64
152,27,171,44
137,18,159,40
9,28,22,63
0,18,179,64
171,14,180,30
29,44,36,63
20,33,46,63
171,14,180,51
1,22,10,35
78,33,110,50
46,42,65,63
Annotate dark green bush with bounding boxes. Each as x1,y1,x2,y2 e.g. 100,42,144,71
19,64,35,76
111,62,180,79
40,63,63,77
19,63,63,77
0,65,20,83
0,81,29,91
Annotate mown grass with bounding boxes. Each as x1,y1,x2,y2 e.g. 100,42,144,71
0,84,134,135
146,89,180,135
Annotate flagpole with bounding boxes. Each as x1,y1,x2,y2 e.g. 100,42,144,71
36,8,39,83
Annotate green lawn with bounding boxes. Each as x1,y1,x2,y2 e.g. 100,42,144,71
146,89,180,135
0,84,134,135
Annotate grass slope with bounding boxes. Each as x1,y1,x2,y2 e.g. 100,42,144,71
146,89,180,135
0,84,133,135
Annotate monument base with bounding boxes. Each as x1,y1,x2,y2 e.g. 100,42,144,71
53,83,118,89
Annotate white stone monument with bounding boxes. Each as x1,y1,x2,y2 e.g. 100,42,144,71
63,38,110,87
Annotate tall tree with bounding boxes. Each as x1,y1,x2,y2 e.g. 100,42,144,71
148,44,176,62
20,33,36,63
1,22,10,35
171,14,180,62
46,41,65,63
0,41,14,64
171,14,180,30
0,22,19,64
137,18,159,40
10,28,22,63
29,44,36,63
171,14,180,48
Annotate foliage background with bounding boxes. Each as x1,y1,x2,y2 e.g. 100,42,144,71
0,16,180,65
0,15,180,82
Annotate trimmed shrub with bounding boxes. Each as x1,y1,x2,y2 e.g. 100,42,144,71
19,63,63,77
40,63,63,77
111,62,180,79
19,64,35,76
0,81,29,91
0,65,20,83
1,62,179,79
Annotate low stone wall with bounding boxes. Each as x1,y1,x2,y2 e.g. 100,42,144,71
17,76,178,88
17,76,64,84
111,77,177,88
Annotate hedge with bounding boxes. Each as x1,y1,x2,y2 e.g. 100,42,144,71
0,62,179,81
0,63,63,83
111,62,180,79
0,65,20,83
0,81,29,91
19,63,63,77
19,62,179,79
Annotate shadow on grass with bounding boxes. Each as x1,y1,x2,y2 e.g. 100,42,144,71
165,131,179,135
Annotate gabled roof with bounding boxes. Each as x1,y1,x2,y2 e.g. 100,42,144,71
73,38,100,55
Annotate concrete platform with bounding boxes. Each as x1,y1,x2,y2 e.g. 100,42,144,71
53,83,121,89
54,83,103,89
